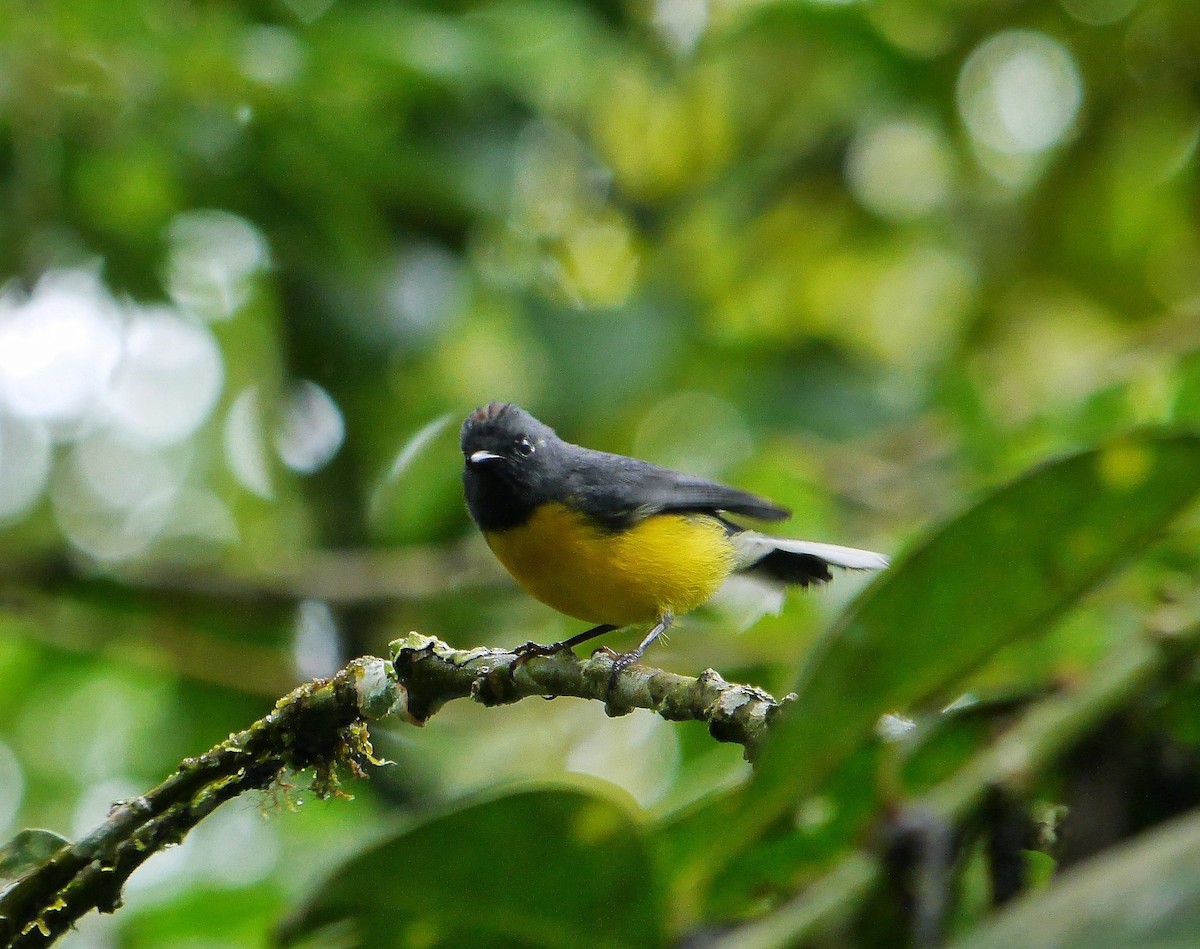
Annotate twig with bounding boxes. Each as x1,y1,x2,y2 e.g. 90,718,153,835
0,587,296,698
984,788,1034,907
885,807,957,948
0,543,503,608
390,633,789,758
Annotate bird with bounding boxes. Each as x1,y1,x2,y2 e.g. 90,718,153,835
460,401,887,672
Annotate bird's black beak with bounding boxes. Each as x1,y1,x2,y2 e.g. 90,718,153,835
468,450,503,465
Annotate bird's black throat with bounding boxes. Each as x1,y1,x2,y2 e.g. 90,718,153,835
463,465,543,531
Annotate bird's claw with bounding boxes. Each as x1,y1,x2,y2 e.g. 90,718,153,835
601,648,641,706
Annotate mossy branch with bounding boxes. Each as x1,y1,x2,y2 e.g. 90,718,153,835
0,657,401,949
0,638,786,947
389,633,789,755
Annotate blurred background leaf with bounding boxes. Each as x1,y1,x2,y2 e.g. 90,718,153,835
277,785,661,949
0,829,68,887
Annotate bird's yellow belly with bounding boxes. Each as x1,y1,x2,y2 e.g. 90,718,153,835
483,502,735,626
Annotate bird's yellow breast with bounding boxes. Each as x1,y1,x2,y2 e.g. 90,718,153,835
483,502,736,626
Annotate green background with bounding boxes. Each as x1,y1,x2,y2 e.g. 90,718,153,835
2,0,1200,945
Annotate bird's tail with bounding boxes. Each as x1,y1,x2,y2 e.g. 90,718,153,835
731,532,889,588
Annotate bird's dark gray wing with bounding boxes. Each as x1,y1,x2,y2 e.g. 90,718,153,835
560,449,789,526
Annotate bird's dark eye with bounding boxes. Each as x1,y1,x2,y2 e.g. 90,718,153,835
514,436,535,457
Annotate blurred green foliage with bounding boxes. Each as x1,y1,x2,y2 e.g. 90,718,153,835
1,0,1200,945
279,787,662,948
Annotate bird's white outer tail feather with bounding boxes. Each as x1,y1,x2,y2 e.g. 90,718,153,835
714,534,888,630
732,532,890,570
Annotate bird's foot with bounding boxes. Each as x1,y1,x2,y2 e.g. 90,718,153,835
597,647,642,711
511,639,573,669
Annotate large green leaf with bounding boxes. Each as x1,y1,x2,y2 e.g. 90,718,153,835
277,786,662,949
953,808,1200,948
672,431,1200,898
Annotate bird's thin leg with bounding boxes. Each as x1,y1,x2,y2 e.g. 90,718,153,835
628,613,673,660
603,612,674,695
560,623,620,650
513,623,618,661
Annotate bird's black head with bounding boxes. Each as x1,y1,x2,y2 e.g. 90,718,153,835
461,402,563,530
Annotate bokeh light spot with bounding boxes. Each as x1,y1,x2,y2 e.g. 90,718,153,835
569,800,624,846
292,599,341,679
398,15,480,79
224,387,274,498
846,117,954,219
979,287,1123,423
435,312,548,407
165,210,270,321
653,0,708,56
958,30,1082,155
238,25,305,86
274,380,345,474
795,796,837,834
105,309,224,447
383,244,466,346
73,431,190,511
0,415,51,522
0,270,121,432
